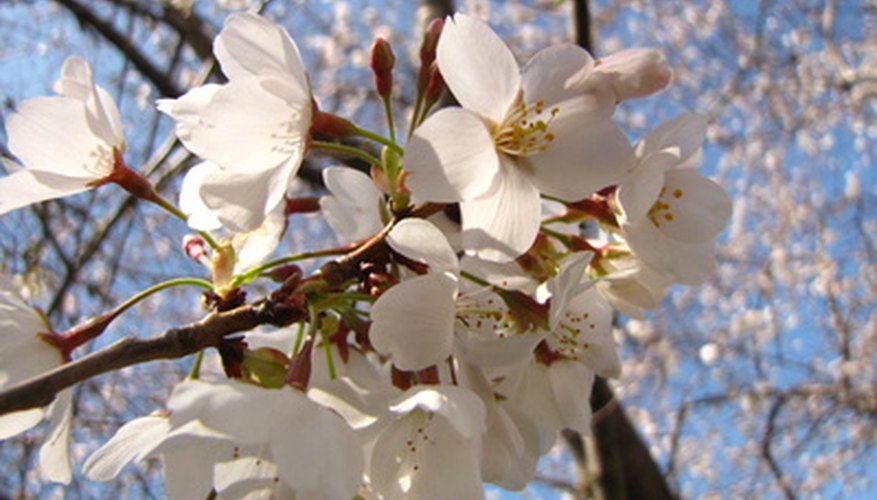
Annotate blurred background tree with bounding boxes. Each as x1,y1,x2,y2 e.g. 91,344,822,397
0,0,874,497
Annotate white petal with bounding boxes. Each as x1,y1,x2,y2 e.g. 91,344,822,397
269,392,363,500
170,76,309,173
460,159,541,261
370,273,458,371
617,151,677,223
406,107,500,202
592,48,672,101
655,169,732,243
0,408,44,440
7,96,114,178
553,288,620,378
624,220,717,285
520,44,595,105
320,166,384,243
454,329,541,368
0,170,91,216
39,388,73,483
387,218,458,274
547,361,594,435
199,159,298,232
231,207,286,273
82,414,170,481
369,405,484,499
215,12,308,84
389,385,486,440
438,14,519,123
179,162,223,231
53,56,124,147
167,380,272,444
0,274,50,338
524,107,634,200
636,112,707,163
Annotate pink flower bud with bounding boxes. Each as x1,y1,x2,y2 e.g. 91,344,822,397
370,37,396,98
182,234,209,264
417,18,444,93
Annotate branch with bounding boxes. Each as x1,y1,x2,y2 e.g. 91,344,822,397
53,0,184,97
0,296,305,415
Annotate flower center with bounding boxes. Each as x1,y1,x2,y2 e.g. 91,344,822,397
83,144,116,177
647,186,684,228
494,99,560,157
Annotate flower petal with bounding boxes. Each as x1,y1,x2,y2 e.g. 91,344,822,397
406,107,500,202
592,48,672,101
653,168,732,243
387,218,458,274
214,12,308,84
179,162,223,231
39,388,73,483
460,158,541,261
0,408,44,440
7,97,113,178
520,44,595,105
82,414,170,481
269,392,363,500
370,273,458,371
524,105,634,200
320,166,384,243
636,112,706,163
438,14,520,123
199,158,298,232
165,76,309,173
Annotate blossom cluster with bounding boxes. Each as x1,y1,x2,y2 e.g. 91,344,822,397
0,11,730,498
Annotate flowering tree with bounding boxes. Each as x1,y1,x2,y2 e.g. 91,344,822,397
1,0,874,498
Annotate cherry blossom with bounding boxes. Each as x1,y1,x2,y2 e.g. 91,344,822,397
0,56,124,215
617,113,732,284
405,13,634,261
158,12,312,231
0,275,71,483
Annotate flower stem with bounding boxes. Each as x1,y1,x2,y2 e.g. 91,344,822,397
351,125,404,156
230,246,354,288
311,140,383,167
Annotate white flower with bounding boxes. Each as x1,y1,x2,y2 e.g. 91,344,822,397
320,166,385,244
617,113,732,284
180,161,287,275
370,218,461,371
167,379,364,500
367,385,486,499
545,252,620,378
158,12,312,231
405,14,633,261
0,275,72,483
585,48,673,102
0,56,124,215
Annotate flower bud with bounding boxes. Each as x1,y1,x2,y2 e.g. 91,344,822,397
182,234,209,265
370,37,396,98
311,110,357,138
423,63,445,108
417,18,444,93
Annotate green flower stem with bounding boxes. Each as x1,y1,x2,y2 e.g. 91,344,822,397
59,277,214,351
188,350,205,379
381,96,397,144
459,269,490,288
230,246,353,288
312,140,383,167
351,125,404,156
311,305,337,381
148,193,220,251
108,277,215,320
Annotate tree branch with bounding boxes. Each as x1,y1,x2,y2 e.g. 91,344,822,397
0,296,306,415
53,0,184,97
